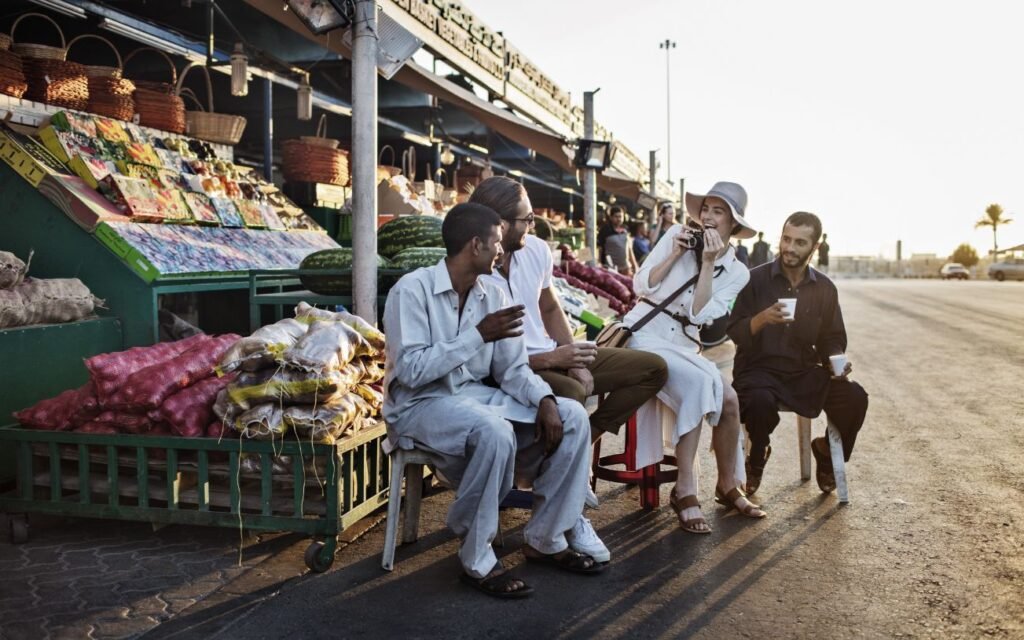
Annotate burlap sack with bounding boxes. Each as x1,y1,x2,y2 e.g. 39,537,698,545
0,277,97,328
0,251,27,289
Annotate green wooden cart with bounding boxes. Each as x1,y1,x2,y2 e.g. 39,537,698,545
0,423,390,572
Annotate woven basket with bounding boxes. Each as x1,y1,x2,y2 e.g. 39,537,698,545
67,34,123,79
124,47,184,133
377,145,403,181
0,34,11,51
10,13,67,61
175,62,246,145
300,113,340,149
0,49,27,98
282,139,350,186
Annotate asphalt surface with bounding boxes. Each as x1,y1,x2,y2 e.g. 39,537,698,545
4,279,1023,639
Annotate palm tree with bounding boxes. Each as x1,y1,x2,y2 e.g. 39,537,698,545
976,204,1013,256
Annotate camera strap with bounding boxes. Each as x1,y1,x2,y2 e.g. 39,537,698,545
635,264,726,329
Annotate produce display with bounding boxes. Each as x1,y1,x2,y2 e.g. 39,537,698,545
214,303,386,444
298,248,394,295
14,333,241,437
554,246,635,315
390,247,448,270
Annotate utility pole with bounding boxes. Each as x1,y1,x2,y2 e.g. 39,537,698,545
649,149,658,225
352,0,379,323
659,38,676,184
583,89,599,266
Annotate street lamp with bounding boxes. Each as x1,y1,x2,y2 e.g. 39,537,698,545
659,38,676,184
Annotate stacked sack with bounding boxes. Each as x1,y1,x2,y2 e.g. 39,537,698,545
0,251,100,329
14,333,241,438
215,302,385,444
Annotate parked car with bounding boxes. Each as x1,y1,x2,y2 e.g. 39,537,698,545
987,257,1024,281
939,263,970,280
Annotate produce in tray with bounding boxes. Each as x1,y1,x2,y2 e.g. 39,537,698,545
49,111,98,138
99,174,163,221
94,117,131,144
182,191,221,226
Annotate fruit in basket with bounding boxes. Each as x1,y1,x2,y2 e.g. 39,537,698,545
299,248,393,295
376,215,443,259
390,247,448,271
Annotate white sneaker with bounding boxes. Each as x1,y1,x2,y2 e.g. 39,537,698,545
566,515,610,563
585,485,599,509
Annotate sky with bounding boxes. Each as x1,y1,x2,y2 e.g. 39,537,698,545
461,0,1023,258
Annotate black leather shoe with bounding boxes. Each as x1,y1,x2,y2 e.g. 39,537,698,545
745,445,771,496
811,437,836,493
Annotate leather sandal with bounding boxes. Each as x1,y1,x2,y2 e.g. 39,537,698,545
715,486,767,519
460,565,534,599
523,547,605,575
669,492,711,534
745,445,771,496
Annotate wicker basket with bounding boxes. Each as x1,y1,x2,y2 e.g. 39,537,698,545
124,47,185,133
300,113,340,149
10,13,67,61
67,34,123,79
175,62,246,145
0,34,11,51
377,145,403,182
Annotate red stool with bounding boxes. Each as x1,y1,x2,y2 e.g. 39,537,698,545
591,413,677,510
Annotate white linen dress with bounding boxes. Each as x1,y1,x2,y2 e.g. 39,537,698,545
622,224,750,468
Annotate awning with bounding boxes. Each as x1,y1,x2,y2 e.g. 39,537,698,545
243,0,644,197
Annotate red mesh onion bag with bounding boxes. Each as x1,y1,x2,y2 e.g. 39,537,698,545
85,334,212,405
14,383,99,430
92,410,153,434
107,334,240,411
160,372,236,437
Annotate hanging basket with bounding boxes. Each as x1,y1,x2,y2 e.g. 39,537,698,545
300,113,340,149
377,145,403,182
175,62,247,145
10,13,67,61
67,35,134,121
282,140,349,186
67,34,124,79
124,47,185,133
0,48,27,99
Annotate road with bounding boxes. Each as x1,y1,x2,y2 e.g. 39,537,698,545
26,279,1024,640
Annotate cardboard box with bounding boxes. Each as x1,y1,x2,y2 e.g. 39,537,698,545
68,154,115,189
0,125,73,187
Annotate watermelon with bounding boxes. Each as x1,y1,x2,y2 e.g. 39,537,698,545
390,247,448,270
532,216,553,240
299,248,393,295
377,215,443,259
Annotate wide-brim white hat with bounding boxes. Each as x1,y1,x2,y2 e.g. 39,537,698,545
684,181,757,240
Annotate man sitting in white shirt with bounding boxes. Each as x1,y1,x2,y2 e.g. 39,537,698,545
383,203,606,600
471,178,669,504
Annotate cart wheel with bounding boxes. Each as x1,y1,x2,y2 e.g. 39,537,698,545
304,541,334,573
9,516,29,544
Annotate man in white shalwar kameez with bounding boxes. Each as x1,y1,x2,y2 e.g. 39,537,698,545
383,203,605,599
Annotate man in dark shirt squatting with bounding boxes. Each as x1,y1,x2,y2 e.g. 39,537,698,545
727,212,868,496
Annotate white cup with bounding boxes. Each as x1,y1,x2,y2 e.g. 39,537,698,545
778,297,797,320
829,354,849,376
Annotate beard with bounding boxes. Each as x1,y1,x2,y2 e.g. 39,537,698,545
781,248,813,269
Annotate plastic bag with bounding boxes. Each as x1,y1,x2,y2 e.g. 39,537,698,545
218,318,308,373
160,373,236,438
226,364,363,410
14,383,99,431
283,394,361,443
87,334,210,404
108,333,239,410
295,302,385,353
281,320,370,373
232,403,287,440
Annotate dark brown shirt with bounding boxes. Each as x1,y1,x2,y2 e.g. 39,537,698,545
728,259,847,377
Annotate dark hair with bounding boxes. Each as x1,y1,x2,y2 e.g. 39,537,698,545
609,205,626,217
468,176,526,221
630,220,647,235
442,203,501,257
784,211,823,243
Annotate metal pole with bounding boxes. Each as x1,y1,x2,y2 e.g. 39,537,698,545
352,0,379,323
583,90,598,266
263,76,273,182
679,177,685,213
649,149,658,225
659,39,676,184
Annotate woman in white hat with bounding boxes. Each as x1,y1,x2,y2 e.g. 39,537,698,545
623,181,766,533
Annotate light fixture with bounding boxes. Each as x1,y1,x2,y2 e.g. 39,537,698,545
297,74,313,121
467,143,489,155
401,131,433,147
285,0,353,35
574,139,616,170
99,19,203,62
439,144,455,166
230,42,248,97
30,0,87,19
341,8,423,79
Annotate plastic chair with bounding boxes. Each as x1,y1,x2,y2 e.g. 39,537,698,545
591,413,678,510
739,408,849,503
381,448,432,571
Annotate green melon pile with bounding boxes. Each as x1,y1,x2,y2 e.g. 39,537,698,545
377,215,444,259
391,247,448,270
299,248,393,295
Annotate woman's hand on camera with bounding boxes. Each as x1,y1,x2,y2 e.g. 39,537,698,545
702,228,724,264
671,229,695,257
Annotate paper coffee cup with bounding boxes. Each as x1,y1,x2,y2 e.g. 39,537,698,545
829,354,849,376
778,298,797,320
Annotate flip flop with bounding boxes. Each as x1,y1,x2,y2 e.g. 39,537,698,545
460,569,534,599
669,492,712,534
715,486,767,519
523,548,605,575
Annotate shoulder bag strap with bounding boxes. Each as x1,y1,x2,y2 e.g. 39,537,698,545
626,272,700,334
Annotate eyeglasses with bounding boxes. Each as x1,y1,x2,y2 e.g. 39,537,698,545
513,216,536,225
